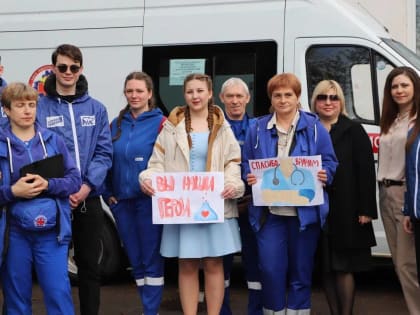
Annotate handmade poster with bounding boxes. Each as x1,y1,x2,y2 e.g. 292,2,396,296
151,172,224,224
249,156,324,206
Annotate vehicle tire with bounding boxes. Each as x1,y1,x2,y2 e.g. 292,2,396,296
99,218,124,280
68,242,78,284
68,217,124,283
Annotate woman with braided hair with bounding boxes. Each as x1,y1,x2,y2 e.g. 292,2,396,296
140,73,244,315
103,71,166,315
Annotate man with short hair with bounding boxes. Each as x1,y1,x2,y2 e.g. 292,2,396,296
37,44,113,315
219,78,262,315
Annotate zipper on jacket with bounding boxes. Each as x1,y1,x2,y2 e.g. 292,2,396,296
68,102,81,171
414,139,420,219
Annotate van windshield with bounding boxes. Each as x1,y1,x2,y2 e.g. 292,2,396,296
382,38,420,70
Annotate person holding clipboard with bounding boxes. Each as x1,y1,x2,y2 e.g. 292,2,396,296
0,82,81,314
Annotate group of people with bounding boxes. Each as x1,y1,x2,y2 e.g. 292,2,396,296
0,44,112,315
0,42,420,315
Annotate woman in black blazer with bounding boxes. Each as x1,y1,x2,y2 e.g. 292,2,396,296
311,80,377,315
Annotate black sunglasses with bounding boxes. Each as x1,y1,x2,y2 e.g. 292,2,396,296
316,94,339,101
56,64,81,74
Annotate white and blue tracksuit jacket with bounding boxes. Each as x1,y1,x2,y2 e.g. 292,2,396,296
103,108,165,200
36,75,112,196
404,130,420,219
242,110,338,231
0,123,81,243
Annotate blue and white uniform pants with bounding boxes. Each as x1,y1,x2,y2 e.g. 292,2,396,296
256,214,320,315
221,211,262,315
2,225,74,315
111,198,164,315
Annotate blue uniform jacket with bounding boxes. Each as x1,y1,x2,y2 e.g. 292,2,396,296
0,78,8,125
103,108,165,201
242,110,338,231
225,113,257,151
0,123,81,244
37,82,112,196
225,112,256,196
404,130,420,219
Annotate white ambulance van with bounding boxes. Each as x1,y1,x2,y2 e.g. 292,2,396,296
1,0,419,278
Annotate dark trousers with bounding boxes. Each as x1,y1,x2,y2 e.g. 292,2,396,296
72,197,104,315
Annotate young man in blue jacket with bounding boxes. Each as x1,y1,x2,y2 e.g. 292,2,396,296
37,44,113,315
219,77,262,315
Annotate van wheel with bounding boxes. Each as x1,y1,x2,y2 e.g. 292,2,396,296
68,218,124,283
68,243,78,283
99,218,124,280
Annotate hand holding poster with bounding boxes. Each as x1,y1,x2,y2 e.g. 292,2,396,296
249,156,324,206
151,172,224,224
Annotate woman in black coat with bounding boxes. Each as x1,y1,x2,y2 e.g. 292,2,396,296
311,80,377,315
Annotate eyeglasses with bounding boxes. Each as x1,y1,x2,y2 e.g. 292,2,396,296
56,64,81,74
316,94,339,102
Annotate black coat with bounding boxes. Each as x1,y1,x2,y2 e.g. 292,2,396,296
327,115,377,249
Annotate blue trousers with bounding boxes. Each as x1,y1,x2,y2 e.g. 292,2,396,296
112,198,164,315
2,226,74,315
220,211,262,315
256,214,320,313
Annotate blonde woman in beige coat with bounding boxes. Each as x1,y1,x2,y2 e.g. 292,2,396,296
140,73,244,315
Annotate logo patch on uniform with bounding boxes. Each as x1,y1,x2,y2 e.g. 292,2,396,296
81,116,96,127
46,116,64,128
34,215,48,228
134,156,144,162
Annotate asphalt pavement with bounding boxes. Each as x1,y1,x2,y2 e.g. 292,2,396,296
0,258,409,315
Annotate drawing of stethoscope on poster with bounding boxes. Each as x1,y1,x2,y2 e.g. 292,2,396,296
248,156,324,206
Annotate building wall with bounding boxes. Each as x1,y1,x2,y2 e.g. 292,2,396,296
344,0,416,52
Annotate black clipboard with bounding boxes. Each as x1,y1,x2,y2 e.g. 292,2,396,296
19,154,65,179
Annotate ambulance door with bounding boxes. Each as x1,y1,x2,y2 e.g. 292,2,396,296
142,41,277,117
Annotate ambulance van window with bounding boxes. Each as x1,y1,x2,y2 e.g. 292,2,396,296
375,54,394,117
142,42,277,116
306,45,394,125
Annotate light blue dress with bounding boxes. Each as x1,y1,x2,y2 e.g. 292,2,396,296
160,132,241,258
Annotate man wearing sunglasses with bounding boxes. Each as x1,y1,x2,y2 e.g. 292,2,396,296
37,44,113,315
